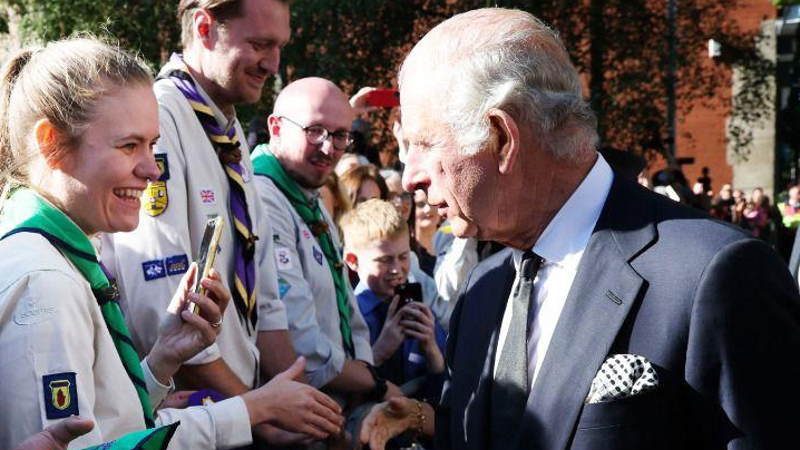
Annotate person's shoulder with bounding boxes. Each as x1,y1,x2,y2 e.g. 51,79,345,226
612,177,749,251
254,175,294,218
0,233,89,299
464,247,513,287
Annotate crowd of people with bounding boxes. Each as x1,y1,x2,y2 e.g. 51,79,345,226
1,2,799,450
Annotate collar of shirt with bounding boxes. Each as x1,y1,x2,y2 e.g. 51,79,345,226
511,153,614,271
162,54,239,132
354,281,385,315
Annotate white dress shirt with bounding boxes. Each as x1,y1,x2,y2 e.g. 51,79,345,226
494,154,614,388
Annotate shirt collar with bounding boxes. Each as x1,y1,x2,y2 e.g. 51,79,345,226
161,53,238,131
512,153,614,269
355,281,385,314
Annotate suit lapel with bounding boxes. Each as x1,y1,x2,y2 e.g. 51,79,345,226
515,177,656,450
455,251,516,450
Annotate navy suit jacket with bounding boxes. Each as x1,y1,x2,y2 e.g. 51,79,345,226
436,175,800,450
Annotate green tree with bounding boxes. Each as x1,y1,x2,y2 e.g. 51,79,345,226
1,0,773,160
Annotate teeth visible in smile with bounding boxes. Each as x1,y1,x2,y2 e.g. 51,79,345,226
114,188,143,199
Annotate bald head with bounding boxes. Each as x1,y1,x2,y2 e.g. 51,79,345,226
269,77,354,189
273,77,352,121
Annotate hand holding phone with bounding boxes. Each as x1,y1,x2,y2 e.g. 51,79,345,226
187,215,224,314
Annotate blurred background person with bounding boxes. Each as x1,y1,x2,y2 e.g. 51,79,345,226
413,190,440,276
339,164,389,207
320,172,351,228
743,187,771,240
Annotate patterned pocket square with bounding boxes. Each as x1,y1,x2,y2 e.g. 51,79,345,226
584,354,659,404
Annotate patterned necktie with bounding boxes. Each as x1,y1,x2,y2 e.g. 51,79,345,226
161,56,258,331
490,250,542,449
0,189,155,428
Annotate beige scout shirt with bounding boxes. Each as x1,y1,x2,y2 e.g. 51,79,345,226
103,60,285,390
0,232,251,449
253,167,373,392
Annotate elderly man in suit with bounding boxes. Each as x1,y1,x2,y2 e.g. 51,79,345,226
360,7,800,450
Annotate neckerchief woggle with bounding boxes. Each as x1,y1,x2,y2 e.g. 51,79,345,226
0,189,155,428
251,149,355,357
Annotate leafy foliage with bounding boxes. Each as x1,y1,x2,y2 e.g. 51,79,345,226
0,0,773,159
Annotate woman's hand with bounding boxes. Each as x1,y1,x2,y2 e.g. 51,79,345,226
359,397,419,450
148,264,230,384
372,296,406,366
242,357,344,440
400,302,444,374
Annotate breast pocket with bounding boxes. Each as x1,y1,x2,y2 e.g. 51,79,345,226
571,390,671,450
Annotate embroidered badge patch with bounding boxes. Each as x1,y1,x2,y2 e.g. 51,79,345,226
200,189,216,205
165,254,189,276
43,372,78,419
142,259,166,281
278,277,291,299
143,182,168,217
313,247,324,266
275,247,292,270
154,153,170,181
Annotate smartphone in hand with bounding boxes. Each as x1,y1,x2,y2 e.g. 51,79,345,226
187,215,224,313
395,282,423,307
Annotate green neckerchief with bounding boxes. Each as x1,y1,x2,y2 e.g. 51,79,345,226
0,189,155,428
82,422,179,450
251,148,355,356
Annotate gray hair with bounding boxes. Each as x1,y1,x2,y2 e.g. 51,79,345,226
400,8,598,161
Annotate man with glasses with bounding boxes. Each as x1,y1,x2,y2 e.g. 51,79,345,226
251,77,402,411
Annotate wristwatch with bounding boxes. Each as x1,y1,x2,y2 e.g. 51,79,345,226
365,363,388,401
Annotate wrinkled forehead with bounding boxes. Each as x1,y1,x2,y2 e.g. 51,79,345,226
399,65,452,144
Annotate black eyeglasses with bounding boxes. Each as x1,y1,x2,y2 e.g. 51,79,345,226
279,116,354,151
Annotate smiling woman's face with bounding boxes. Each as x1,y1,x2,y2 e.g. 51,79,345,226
53,83,161,235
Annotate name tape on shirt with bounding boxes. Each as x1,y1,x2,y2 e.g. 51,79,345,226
165,254,189,276
43,372,78,419
142,259,166,281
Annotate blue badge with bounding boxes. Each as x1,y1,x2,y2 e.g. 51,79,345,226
43,372,78,419
142,259,166,281
155,153,170,181
278,277,291,299
313,247,324,266
165,254,189,276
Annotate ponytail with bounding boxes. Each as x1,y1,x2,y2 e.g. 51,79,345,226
0,48,37,212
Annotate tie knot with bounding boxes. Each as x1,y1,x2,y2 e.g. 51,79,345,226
520,251,542,280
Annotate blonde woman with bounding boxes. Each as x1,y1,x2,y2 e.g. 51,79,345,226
0,38,341,449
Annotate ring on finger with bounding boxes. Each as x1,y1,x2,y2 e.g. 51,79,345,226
211,318,223,328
